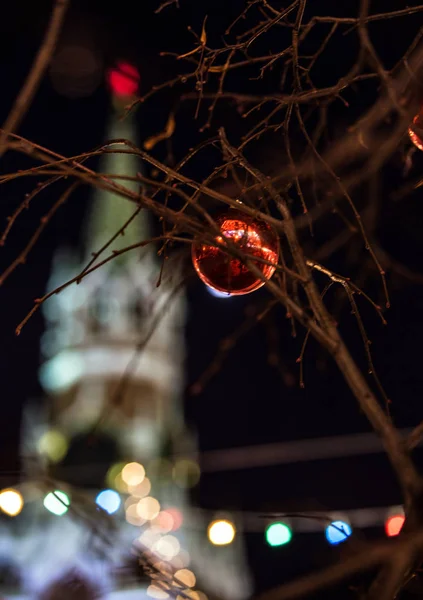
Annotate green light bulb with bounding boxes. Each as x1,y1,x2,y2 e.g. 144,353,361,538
265,522,292,546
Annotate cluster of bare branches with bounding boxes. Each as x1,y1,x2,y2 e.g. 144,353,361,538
4,0,423,598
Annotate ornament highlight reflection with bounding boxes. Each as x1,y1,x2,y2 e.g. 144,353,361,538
409,110,423,151
192,210,279,296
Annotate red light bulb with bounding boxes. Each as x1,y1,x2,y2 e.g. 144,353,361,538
191,209,279,296
408,109,423,151
385,515,405,537
107,62,139,97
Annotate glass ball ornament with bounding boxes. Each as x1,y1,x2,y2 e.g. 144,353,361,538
408,109,423,151
191,209,279,296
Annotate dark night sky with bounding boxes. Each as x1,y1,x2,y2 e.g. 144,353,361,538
2,0,423,596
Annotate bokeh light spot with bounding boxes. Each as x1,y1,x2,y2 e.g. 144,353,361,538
125,503,146,526
172,459,201,489
106,462,127,492
207,519,236,546
137,496,161,520
38,429,68,463
265,522,292,547
325,520,352,545
154,535,181,560
122,462,145,486
174,569,196,588
385,515,405,537
166,507,183,531
147,584,169,599
0,489,24,516
148,458,173,482
172,549,190,569
95,489,121,514
43,490,70,516
151,510,174,533
128,476,151,498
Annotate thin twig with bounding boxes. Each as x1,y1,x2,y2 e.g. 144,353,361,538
0,0,70,157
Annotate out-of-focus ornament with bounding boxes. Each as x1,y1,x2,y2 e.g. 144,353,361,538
50,45,103,98
408,109,423,151
191,210,279,295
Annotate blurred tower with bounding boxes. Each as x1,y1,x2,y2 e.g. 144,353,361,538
6,64,251,599
39,117,185,472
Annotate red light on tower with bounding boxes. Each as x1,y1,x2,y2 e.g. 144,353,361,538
107,62,139,97
385,515,405,537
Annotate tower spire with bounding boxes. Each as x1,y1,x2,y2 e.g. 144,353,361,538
84,112,151,264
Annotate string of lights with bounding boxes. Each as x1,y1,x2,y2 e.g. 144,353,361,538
0,479,405,545
2,426,413,551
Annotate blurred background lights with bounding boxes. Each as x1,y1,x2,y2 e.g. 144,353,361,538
154,535,181,560
95,489,121,514
172,459,201,489
148,458,172,482
39,350,83,393
139,528,162,548
50,44,103,98
125,503,146,527
107,61,140,97
177,591,208,600
207,519,236,546
385,515,405,537
325,520,352,545
128,476,151,498
265,522,292,547
166,507,183,531
106,461,127,492
0,488,24,516
151,510,174,533
174,569,196,588
152,560,172,576
37,429,68,463
136,496,160,520
43,490,70,516
171,549,191,569
122,462,145,486
125,495,138,510
147,584,169,599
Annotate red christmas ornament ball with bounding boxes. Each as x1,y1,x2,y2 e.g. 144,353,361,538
408,109,423,151
191,210,279,296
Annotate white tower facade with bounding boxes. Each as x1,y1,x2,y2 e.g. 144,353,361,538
2,100,251,600
39,114,185,464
